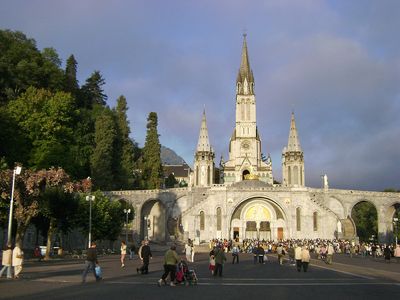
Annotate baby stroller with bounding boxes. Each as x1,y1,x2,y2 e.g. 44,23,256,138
176,260,198,286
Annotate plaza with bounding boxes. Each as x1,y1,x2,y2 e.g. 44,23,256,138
0,248,399,300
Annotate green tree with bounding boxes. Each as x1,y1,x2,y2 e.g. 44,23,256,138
80,71,107,108
141,112,163,189
0,106,30,167
165,173,178,188
76,191,126,243
64,54,79,97
91,110,116,190
113,95,136,189
0,30,64,103
351,201,378,242
7,87,76,172
39,186,79,259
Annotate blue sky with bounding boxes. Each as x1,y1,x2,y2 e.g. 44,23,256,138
1,0,399,191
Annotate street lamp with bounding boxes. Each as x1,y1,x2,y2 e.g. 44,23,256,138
7,166,22,246
393,217,399,245
123,208,131,243
85,195,95,248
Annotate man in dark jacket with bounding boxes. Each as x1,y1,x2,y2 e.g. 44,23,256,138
213,245,227,277
82,242,101,283
138,240,152,274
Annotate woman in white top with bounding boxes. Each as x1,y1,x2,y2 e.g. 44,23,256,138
12,244,24,279
121,241,127,267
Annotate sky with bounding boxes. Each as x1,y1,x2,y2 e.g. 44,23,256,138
1,0,399,191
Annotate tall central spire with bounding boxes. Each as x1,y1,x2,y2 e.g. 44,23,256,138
236,33,254,88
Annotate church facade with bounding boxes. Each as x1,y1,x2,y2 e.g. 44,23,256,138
109,36,399,244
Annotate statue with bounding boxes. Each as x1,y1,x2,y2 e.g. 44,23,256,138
323,174,329,189
337,220,342,233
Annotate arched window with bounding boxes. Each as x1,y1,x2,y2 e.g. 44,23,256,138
293,166,299,185
207,166,210,185
300,166,303,186
195,166,199,186
296,207,301,231
246,102,250,120
216,207,222,231
313,211,318,231
200,211,205,230
288,166,292,185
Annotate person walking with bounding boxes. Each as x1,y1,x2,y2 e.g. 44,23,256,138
295,244,302,272
276,244,284,265
0,245,13,279
383,245,391,263
184,240,192,262
394,244,400,263
12,243,24,279
138,240,152,274
258,244,265,264
326,243,334,265
213,245,227,277
232,245,239,264
120,240,127,267
190,241,195,263
82,241,101,283
288,244,295,266
301,245,310,272
158,245,179,287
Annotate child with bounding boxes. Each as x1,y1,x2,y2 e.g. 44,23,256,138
209,254,215,275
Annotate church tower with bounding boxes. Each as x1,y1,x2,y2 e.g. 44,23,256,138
282,112,305,187
223,34,273,184
193,110,215,187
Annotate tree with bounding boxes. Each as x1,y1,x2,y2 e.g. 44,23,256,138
91,110,117,190
39,186,79,259
64,54,79,97
141,112,163,189
351,201,378,242
75,191,126,243
7,87,76,172
0,30,64,104
0,167,85,247
80,71,107,107
113,95,136,189
165,173,178,188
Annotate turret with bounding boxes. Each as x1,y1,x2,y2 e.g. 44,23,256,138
282,112,305,187
193,110,215,187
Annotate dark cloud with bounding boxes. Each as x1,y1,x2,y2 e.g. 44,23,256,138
1,0,399,191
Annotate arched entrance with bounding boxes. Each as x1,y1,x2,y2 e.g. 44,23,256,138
385,202,400,244
230,197,287,241
140,200,166,242
351,201,378,242
242,170,250,180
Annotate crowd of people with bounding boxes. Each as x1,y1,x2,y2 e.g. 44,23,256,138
207,238,400,262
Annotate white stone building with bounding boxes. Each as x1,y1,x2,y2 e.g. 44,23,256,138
109,35,400,244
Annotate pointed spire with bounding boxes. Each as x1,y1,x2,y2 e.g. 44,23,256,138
287,112,302,152
196,109,211,152
236,34,254,90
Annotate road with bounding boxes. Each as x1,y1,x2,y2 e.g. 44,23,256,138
0,251,399,300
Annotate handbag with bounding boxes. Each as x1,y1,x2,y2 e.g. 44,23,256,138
95,265,102,278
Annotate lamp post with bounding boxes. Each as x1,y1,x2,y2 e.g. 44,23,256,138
394,217,399,245
123,209,131,243
7,166,22,246
85,195,95,248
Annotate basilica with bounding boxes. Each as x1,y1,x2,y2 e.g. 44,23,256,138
110,36,399,244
